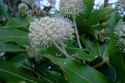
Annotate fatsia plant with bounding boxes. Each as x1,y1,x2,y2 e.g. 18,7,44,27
0,0,125,83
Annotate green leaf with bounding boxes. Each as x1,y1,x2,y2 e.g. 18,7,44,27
107,13,121,32
101,64,116,82
65,46,96,61
69,0,94,30
75,0,95,29
0,60,51,83
93,24,109,31
0,2,10,21
109,20,125,82
47,71,67,83
72,49,97,61
10,53,28,64
0,28,29,45
66,47,81,55
40,46,59,55
0,43,26,52
43,55,109,83
4,18,28,32
83,0,95,18
76,0,95,21
86,8,113,26
81,38,109,60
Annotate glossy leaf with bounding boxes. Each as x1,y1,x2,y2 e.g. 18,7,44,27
72,49,97,61
10,53,28,63
0,28,29,45
0,60,51,83
0,43,26,52
4,18,28,32
0,2,10,21
83,0,95,18
109,20,125,82
43,55,109,83
101,64,116,82
107,13,121,32
81,38,109,60
75,0,95,28
86,8,113,26
46,71,67,83
66,46,96,61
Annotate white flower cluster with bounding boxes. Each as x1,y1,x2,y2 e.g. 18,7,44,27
114,22,125,52
115,0,125,17
59,0,86,16
28,17,74,57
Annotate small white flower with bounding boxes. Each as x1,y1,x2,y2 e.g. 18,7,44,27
59,0,86,16
115,22,125,52
28,17,74,57
115,0,125,17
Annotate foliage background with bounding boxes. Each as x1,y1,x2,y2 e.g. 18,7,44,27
0,0,125,83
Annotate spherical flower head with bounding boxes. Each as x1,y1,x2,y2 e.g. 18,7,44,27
18,3,32,17
59,0,86,16
114,22,125,52
28,17,74,57
18,3,29,12
55,17,75,41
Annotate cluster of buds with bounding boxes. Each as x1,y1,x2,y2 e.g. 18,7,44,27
59,0,86,16
19,0,42,17
28,17,74,57
114,22,125,52
18,2,33,17
18,3,29,17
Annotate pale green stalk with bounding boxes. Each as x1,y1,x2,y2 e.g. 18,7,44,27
50,38,70,57
72,15,82,49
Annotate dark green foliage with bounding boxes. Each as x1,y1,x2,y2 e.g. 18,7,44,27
0,0,124,83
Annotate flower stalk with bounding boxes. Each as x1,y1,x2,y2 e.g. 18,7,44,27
72,15,82,49
50,38,70,57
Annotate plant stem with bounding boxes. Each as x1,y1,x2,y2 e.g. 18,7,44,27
93,59,108,68
50,39,70,57
59,41,67,53
48,36,81,62
72,15,82,49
